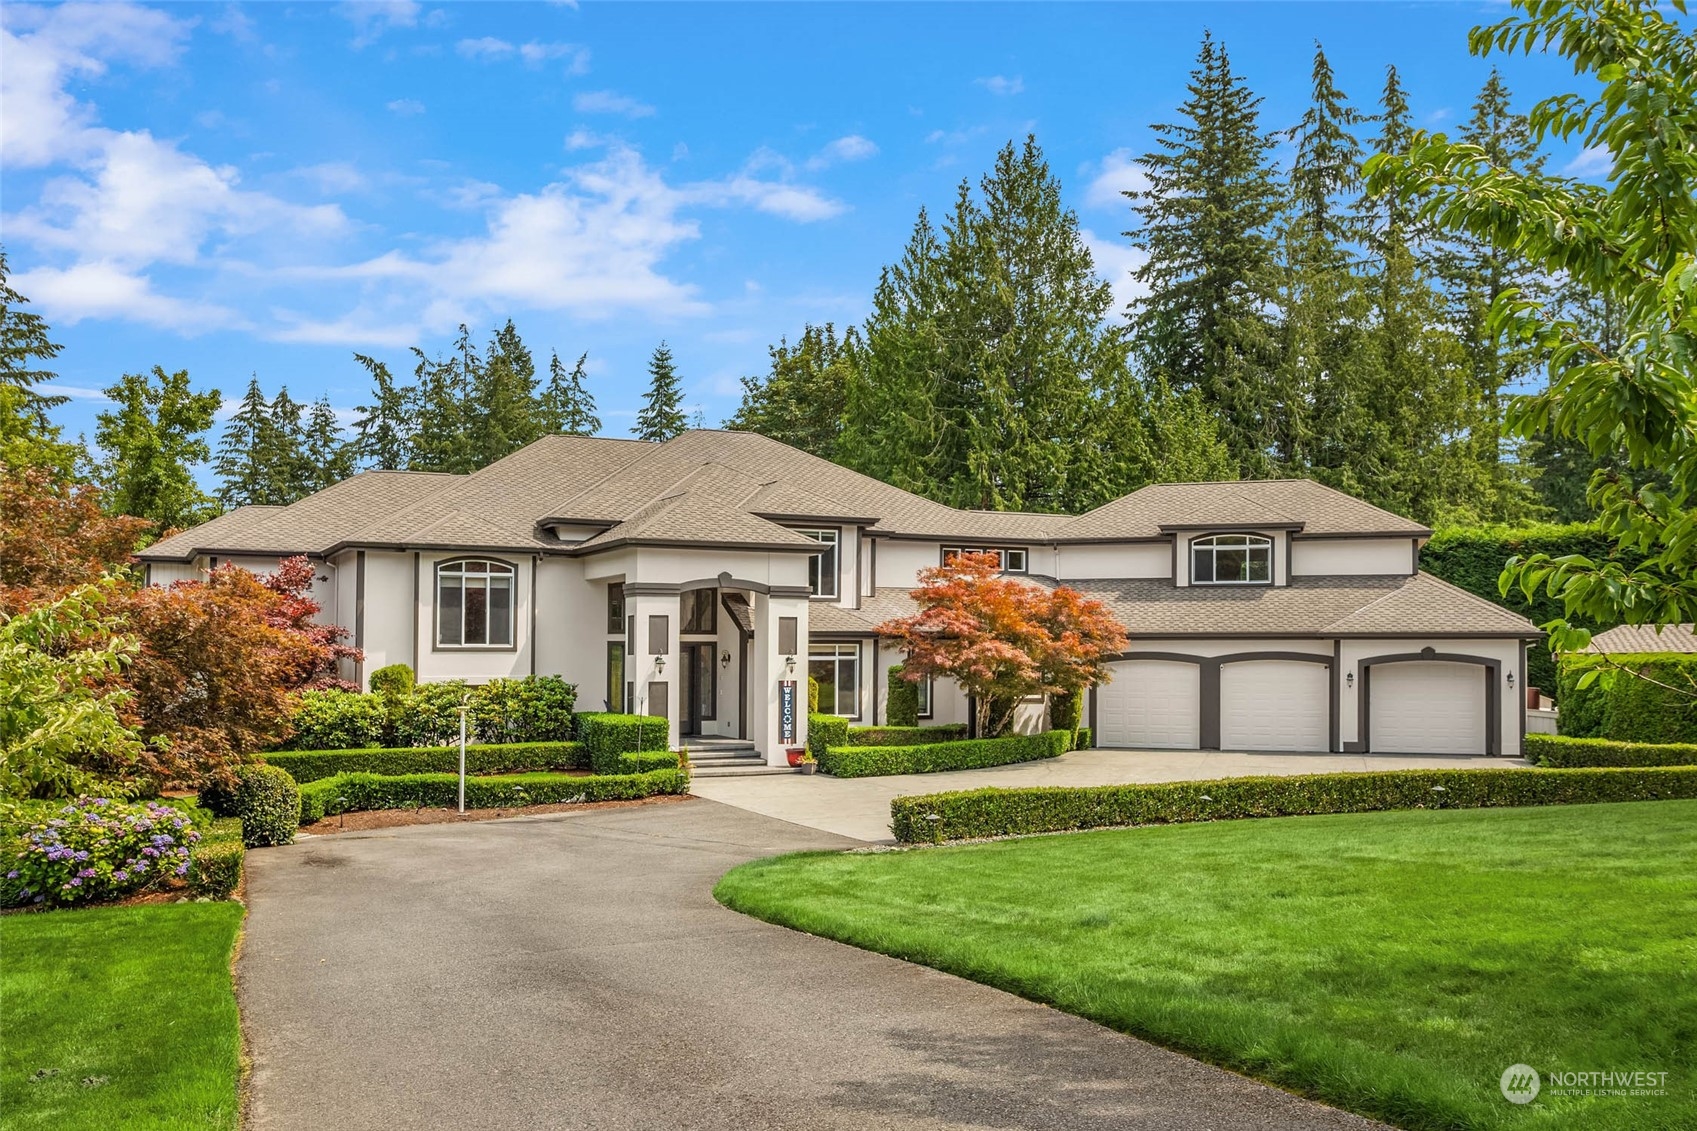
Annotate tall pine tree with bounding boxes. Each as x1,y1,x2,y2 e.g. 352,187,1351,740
349,353,415,471
540,350,601,436
303,397,355,493
471,319,542,464
214,375,276,507
1126,32,1283,473
633,342,688,442
409,327,478,473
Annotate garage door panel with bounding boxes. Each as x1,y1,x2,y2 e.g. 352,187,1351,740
1370,661,1487,755
1220,661,1330,752
1098,660,1200,749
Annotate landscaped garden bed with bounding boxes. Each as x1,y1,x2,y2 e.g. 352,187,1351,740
816,728,1072,778
296,767,689,822
717,799,1697,1131
298,791,691,834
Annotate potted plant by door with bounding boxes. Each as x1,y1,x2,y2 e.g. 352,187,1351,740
797,753,818,776
785,746,807,767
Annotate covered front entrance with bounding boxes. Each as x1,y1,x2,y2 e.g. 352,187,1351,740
680,641,717,737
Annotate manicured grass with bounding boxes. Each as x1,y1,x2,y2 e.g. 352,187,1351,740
716,800,1697,1131
1,902,245,1130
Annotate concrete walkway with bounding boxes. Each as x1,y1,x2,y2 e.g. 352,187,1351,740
240,799,1385,1130
691,747,1528,841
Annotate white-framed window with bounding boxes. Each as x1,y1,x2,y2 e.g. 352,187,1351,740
799,528,839,598
1191,534,1273,585
436,559,516,647
809,643,860,718
943,546,1028,572
915,676,933,719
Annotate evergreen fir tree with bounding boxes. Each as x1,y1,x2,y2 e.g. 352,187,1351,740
540,351,601,436
409,329,477,473
0,249,66,423
726,323,860,460
214,375,276,508
265,387,315,503
1126,32,1284,473
303,397,355,493
472,319,542,464
633,342,688,442
1289,43,1365,248
349,353,415,471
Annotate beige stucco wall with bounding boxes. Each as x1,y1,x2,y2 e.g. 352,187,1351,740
1055,542,1170,580
1291,537,1418,577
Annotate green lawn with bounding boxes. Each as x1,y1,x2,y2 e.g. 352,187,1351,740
716,800,1697,1131
1,902,246,1130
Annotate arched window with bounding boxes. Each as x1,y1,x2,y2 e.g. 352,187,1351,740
436,559,515,647
1191,534,1272,585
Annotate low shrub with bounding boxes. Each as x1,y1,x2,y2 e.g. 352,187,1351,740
2,797,199,908
807,713,849,758
188,819,245,899
820,729,1071,779
469,676,577,744
1074,727,1093,751
577,713,670,774
233,764,300,848
1524,734,1697,768
888,765,1697,843
845,724,969,747
369,663,415,697
392,680,473,748
284,689,386,751
297,768,689,823
886,666,920,728
1049,689,1083,732
262,741,588,783
1556,653,1697,743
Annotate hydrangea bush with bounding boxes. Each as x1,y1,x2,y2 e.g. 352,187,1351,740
2,797,199,908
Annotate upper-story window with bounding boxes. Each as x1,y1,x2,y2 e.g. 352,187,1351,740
799,529,838,598
1191,534,1272,585
437,559,515,647
943,547,1028,572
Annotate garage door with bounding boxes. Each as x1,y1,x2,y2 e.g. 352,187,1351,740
1097,660,1200,748
1220,661,1330,752
1370,661,1487,755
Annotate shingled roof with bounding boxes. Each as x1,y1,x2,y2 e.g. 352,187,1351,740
1583,623,1697,654
139,431,1433,562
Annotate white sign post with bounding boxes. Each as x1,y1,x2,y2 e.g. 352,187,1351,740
456,700,470,814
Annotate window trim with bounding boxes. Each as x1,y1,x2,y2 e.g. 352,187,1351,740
797,527,841,599
942,546,1029,573
915,676,933,719
1190,533,1274,587
433,557,518,651
808,642,862,720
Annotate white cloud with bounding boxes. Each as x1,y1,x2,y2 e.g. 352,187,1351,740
805,134,878,171
976,75,1024,96
455,36,513,60
1083,148,1149,209
210,5,258,42
1566,145,1613,178
386,98,425,115
565,128,609,151
692,176,844,222
455,36,588,70
338,1,420,48
1082,229,1148,320
573,89,656,118
13,261,243,332
292,162,369,194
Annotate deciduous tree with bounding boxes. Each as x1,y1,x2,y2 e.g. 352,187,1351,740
91,366,220,530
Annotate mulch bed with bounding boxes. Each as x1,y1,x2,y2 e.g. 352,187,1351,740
297,792,694,835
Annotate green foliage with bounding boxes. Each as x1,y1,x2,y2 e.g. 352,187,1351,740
368,663,415,697
540,350,600,436
468,675,576,745
806,712,849,759
575,712,670,774
889,765,1697,843
820,730,1070,779
1047,689,1082,732
725,323,860,459
1556,653,1697,743
214,376,349,508
0,581,147,799
807,676,820,713
232,764,299,848
284,689,386,751
2,797,199,907
1422,523,1630,692
845,724,969,748
391,680,472,748
633,341,688,442
1524,734,1697,769
284,676,578,750
885,665,920,728
1074,727,1093,750
261,741,590,782
469,319,543,465
349,353,413,471
92,365,220,530
188,819,245,899
297,768,688,823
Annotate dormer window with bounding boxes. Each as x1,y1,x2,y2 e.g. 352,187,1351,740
1191,534,1272,585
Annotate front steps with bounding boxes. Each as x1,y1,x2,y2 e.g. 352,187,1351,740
684,741,796,778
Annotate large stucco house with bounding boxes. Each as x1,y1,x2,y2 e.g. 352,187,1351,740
138,429,1540,764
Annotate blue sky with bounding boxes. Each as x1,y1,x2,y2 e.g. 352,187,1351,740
4,1,1591,455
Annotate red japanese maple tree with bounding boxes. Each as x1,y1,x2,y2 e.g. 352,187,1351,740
0,469,152,614
875,551,1127,736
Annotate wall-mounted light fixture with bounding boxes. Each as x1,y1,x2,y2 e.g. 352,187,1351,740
785,655,796,676
720,650,731,669
1506,670,1515,689
654,654,666,675
1345,671,1355,689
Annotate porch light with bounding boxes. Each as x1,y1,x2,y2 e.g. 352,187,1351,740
1345,671,1354,689
720,650,731,669
1506,670,1516,688
785,655,796,676
654,654,666,674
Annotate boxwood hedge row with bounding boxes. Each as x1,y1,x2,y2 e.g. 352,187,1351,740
1555,653,1697,743
297,768,689,823
188,818,245,899
577,713,671,774
1524,733,1697,768
820,729,1070,779
888,765,1697,843
261,741,589,782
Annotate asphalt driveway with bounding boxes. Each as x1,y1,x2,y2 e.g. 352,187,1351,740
240,798,1384,1130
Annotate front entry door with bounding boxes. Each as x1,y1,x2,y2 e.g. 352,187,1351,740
682,642,716,736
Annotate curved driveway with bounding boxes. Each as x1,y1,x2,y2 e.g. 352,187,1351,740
240,798,1384,1130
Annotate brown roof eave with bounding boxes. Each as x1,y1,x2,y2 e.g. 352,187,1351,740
750,511,881,527
566,537,824,557
1157,521,1307,534
1291,529,1432,541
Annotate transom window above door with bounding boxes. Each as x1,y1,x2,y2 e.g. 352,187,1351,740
436,559,515,646
1191,534,1272,585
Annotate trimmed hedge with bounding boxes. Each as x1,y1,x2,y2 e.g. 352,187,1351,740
189,818,245,899
261,741,588,783
576,713,671,774
1556,653,1697,743
1048,689,1083,732
1525,734,1697,768
1074,727,1094,751
807,713,849,759
369,663,415,697
886,666,920,728
820,729,1071,779
888,765,1697,843
846,724,969,747
282,675,579,751
233,764,300,848
297,768,689,823
288,688,386,750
